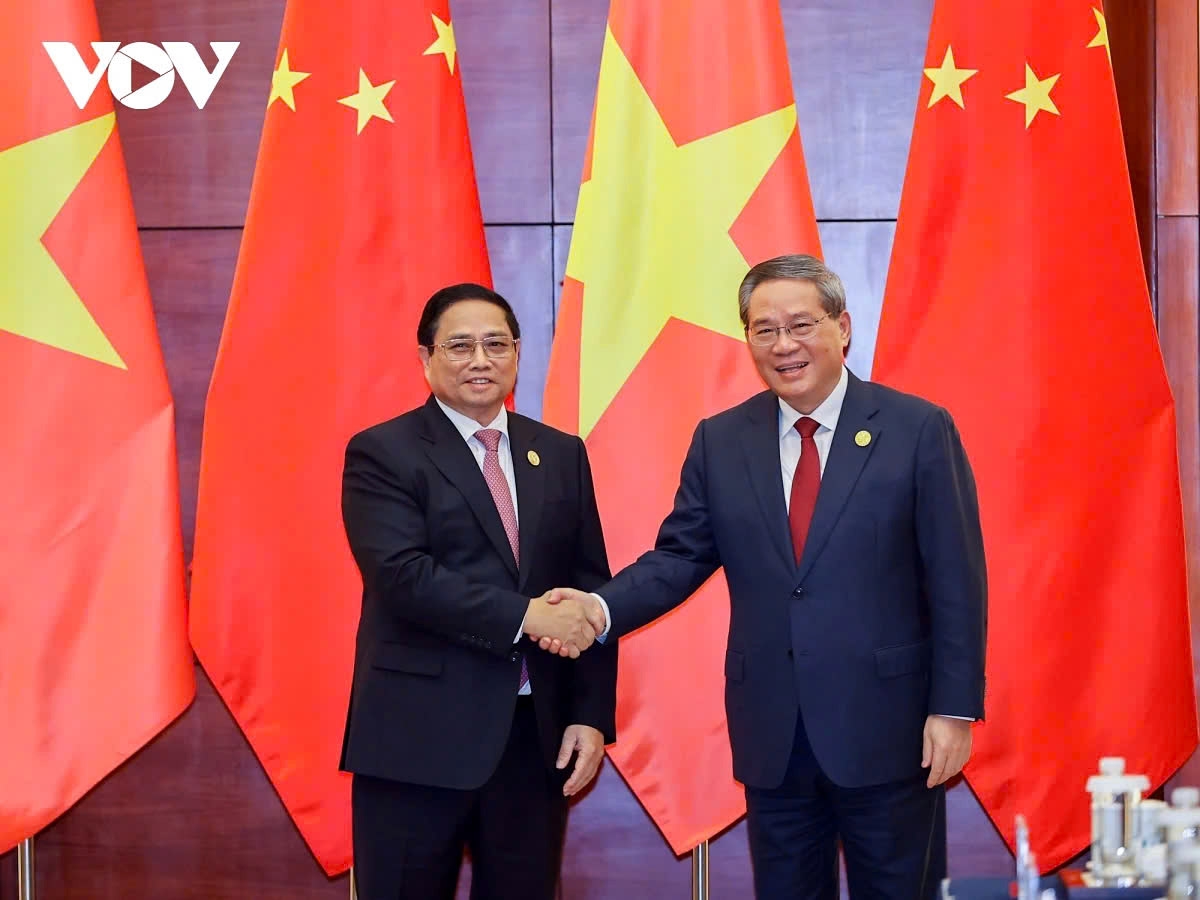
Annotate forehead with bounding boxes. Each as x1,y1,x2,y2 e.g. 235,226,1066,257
435,299,511,337
747,279,823,322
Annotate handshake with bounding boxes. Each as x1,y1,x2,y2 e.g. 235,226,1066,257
522,588,609,659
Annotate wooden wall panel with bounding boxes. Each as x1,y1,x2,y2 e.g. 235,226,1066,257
30,669,348,900
95,0,282,227
486,225,555,417
457,0,552,223
1159,217,1200,785
1108,0,1158,285
1156,0,1199,214
141,229,240,558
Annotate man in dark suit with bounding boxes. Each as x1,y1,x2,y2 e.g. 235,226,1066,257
542,255,986,898
340,283,617,900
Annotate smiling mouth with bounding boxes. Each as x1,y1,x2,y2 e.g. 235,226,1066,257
465,378,493,385
775,361,809,374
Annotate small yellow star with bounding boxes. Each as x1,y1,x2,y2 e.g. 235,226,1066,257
923,46,978,109
1087,8,1111,64
423,13,457,75
1005,63,1061,128
337,69,396,134
268,49,310,111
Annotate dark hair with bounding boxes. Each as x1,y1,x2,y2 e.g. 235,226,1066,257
737,254,847,326
416,283,521,347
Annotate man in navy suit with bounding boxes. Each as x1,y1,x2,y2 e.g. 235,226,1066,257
543,255,987,898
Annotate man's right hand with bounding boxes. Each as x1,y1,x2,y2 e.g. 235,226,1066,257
523,591,604,659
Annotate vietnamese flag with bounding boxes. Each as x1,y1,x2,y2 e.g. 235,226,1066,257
0,0,194,852
189,0,490,875
543,0,821,853
874,0,1197,869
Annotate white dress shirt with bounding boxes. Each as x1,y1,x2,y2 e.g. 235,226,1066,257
779,365,848,504
435,399,531,694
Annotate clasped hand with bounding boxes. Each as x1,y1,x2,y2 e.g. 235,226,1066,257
523,588,605,658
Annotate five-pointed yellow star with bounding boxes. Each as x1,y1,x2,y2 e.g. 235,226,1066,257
1005,63,1061,128
1087,8,1111,64
565,27,796,438
423,13,458,75
924,46,978,109
268,49,311,111
0,114,124,367
337,69,396,134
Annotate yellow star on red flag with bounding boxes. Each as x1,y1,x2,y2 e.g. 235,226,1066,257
0,114,124,367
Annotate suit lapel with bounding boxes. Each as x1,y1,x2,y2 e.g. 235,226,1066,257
419,397,519,579
739,391,796,575
508,413,543,592
796,372,880,581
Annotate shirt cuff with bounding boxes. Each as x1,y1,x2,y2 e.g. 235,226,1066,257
591,593,611,642
937,714,975,721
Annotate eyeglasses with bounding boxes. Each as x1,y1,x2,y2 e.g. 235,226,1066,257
430,337,519,362
746,315,832,346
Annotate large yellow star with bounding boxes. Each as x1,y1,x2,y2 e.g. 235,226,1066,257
566,27,796,438
268,49,311,111
1087,8,1111,64
423,13,457,75
337,69,396,134
924,46,978,109
0,114,124,368
1005,63,1061,128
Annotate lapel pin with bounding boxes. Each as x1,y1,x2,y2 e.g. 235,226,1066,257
527,450,540,467
855,430,872,447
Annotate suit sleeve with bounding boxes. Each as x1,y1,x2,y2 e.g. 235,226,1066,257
603,420,722,639
915,406,988,719
565,437,618,743
341,430,529,657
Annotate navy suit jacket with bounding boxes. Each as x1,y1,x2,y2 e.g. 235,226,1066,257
603,371,986,790
339,396,617,790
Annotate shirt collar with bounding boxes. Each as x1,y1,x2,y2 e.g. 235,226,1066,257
435,398,509,445
778,365,849,439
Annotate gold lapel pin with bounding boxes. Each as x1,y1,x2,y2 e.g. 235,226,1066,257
527,450,541,466
855,430,872,447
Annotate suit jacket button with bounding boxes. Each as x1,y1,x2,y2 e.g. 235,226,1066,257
786,649,794,659
792,587,805,598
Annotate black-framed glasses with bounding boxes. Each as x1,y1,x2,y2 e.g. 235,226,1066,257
746,314,832,346
430,337,519,362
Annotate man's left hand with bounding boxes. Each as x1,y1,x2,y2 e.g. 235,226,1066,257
922,715,972,788
557,724,605,797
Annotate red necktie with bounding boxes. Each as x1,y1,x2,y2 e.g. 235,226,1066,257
789,417,821,563
475,429,528,690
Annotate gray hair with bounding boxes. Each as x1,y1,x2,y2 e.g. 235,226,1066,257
737,254,847,326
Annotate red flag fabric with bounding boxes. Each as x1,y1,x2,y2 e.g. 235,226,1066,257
0,0,194,851
543,0,821,853
874,0,1197,869
189,0,490,874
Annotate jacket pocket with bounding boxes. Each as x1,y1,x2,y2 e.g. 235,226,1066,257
372,642,444,676
874,639,930,679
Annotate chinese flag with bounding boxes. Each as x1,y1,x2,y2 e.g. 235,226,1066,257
0,0,194,851
543,0,821,853
874,0,1197,869
189,0,490,874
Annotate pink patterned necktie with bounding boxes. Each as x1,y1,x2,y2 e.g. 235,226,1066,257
474,429,528,690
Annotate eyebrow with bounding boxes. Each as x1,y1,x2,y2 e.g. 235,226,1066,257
442,329,512,340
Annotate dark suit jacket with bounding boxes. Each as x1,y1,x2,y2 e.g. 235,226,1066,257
339,396,617,790
603,371,986,790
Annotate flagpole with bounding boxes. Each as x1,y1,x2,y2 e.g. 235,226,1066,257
691,839,709,899
17,837,34,900
349,866,357,900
